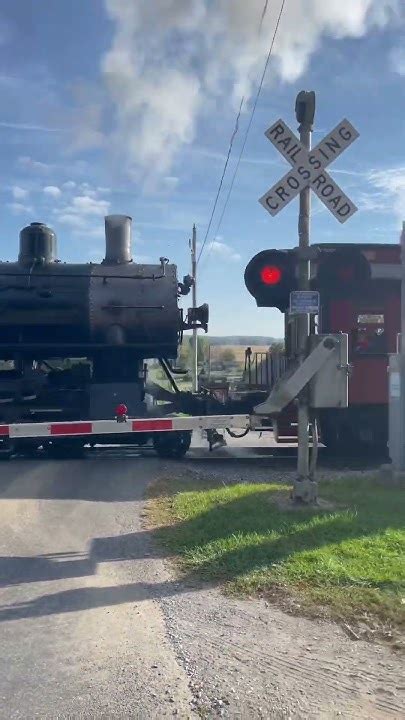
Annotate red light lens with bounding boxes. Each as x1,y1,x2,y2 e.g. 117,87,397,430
260,265,282,285
115,403,128,417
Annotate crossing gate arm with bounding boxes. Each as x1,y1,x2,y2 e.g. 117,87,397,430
0,414,251,440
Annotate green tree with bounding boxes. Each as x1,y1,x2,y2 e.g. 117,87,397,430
220,348,236,363
178,338,192,369
270,341,285,353
197,336,209,364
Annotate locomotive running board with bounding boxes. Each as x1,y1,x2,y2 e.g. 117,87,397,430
0,415,250,439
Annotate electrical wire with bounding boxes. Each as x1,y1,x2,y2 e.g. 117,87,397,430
226,427,250,439
199,0,287,269
196,0,272,266
258,0,270,34
196,96,245,264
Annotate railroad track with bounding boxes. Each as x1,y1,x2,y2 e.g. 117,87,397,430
4,443,387,471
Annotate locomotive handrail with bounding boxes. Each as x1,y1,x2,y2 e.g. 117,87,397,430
0,271,167,280
0,342,179,349
101,305,165,310
0,255,169,282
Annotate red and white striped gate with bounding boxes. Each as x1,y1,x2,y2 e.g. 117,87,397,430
0,414,250,440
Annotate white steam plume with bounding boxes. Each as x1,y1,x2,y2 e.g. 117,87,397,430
101,0,402,178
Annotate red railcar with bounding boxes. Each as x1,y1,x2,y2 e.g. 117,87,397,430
278,243,401,453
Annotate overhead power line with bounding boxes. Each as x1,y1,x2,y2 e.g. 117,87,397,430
258,0,270,33
198,0,287,268
196,96,245,264
197,0,271,266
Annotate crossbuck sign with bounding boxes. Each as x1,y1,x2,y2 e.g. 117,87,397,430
259,119,359,223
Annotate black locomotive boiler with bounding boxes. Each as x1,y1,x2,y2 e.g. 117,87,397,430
0,215,207,457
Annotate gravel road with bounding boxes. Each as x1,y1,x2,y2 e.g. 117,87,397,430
0,448,404,719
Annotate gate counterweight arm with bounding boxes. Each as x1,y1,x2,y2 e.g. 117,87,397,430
254,336,339,416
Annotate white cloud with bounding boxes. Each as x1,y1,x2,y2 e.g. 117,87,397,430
0,121,63,132
57,217,106,241
56,213,87,229
54,190,111,240
0,74,20,88
7,202,33,215
86,226,106,239
68,195,110,216
98,0,402,177
17,155,51,173
11,186,29,200
366,167,405,219
78,183,98,198
163,176,179,191
43,185,62,198
192,144,282,167
69,82,105,152
389,43,405,75
204,239,241,262
62,180,76,190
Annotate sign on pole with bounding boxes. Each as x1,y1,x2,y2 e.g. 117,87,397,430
259,118,359,223
289,290,320,315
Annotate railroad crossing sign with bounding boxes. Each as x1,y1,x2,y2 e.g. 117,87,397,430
259,118,359,223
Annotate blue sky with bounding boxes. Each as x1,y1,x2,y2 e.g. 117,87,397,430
0,0,404,337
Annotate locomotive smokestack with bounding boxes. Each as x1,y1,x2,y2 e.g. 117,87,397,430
103,215,132,264
18,222,57,265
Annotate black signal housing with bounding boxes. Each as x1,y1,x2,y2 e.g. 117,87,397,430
315,247,371,293
244,249,297,311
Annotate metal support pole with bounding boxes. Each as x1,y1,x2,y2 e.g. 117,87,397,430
292,91,317,503
398,221,405,469
191,224,198,393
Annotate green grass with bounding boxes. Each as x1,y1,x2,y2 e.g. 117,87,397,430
147,476,405,634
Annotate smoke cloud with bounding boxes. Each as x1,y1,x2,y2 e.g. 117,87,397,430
100,0,402,178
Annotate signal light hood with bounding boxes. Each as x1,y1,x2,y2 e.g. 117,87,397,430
316,247,371,290
244,249,297,311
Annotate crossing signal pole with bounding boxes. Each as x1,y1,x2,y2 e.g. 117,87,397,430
395,220,405,470
191,224,198,393
294,90,316,502
245,93,359,503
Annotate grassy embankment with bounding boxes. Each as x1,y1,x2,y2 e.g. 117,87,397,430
147,475,405,637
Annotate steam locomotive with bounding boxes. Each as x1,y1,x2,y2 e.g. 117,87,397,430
0,215,207,458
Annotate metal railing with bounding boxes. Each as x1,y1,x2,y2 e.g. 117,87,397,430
243,349,287,389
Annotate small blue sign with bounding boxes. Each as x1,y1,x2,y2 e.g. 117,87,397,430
289,290,320,315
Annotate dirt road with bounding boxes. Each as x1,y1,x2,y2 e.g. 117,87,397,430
0,449,404,718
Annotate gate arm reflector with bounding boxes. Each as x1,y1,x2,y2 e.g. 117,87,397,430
254,336,338,415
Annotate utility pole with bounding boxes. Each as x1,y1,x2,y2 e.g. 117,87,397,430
292,90,317,503
191,224,198,393
387,221,405,472
398,221,405,469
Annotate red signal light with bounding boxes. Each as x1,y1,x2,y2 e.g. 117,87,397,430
244,249,296,310
115,403,128,418
260,265,282,285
